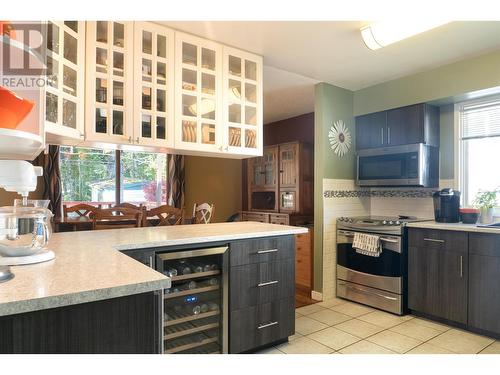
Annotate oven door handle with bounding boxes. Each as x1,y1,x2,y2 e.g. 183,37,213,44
339,231,399,244
339,281,398,301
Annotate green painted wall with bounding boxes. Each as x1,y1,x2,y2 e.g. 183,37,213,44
314,83,354,293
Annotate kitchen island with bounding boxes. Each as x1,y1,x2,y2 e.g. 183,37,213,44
0,222,306,354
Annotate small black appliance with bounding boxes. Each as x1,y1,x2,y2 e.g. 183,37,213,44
433,188,461,223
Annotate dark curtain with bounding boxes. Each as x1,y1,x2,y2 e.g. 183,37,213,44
34,145,62,219
166,154,185,209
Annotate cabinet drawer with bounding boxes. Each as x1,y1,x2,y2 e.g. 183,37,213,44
240,212,269,223
269,214,289,225
230,258,295,310
229,297,295,353
230,235,294,267
469,233,500,257
408,228,468,254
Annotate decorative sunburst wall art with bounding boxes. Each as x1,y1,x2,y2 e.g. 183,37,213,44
328,120,352,157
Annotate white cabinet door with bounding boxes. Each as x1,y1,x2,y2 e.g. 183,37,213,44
174,32,223,154
133,22,175,149
44,21,85,144
222,47,263,157
85,21,134,145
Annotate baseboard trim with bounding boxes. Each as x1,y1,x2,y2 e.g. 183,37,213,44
311,290,323,301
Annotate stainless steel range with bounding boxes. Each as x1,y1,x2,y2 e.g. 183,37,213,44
336,215,428,315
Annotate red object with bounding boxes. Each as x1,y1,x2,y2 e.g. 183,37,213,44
0,86,35,129
0,21,16,38
460,208,480,214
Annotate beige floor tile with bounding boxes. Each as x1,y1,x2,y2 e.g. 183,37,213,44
296,303,325,316
295,312,302,319
367,330,422,353
358,310,413,329
276,336,334,354
406,342,455,354
334,319,385,339
409,317,452,333
329,302,374,317
307,327,360,351
295,316,329,335
479,341,500,354
316,298,348,308
289,332,303,342
390,320,442,341
428,329,495,354
308,309,352,326
339,340,396,354
255,347,284,354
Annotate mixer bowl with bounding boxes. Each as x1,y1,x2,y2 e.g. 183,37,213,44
0,206,52,257
0,86,35,130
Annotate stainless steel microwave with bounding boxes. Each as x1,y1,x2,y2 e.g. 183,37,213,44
356,143,439,187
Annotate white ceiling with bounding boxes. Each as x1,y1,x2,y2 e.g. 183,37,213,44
159,21,500,122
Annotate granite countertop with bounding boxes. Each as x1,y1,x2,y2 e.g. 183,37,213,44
0,221,306,316
406,220,500,234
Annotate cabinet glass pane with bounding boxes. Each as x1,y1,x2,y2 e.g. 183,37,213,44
45,92,58,123
96,108,107,133
228,127,241,147
201,98,215,120
142,30,152,54
62,99,77,129
63,32,77,64
182,42,197,66
112,110,123,135
245,106,256,125
229,55,241,77
182,120,197,143
245,83,256,103
142,87,152,110
182,94,196,116
142,58,152,82
96,48,107,73
229,79,241,101
47,23,59,54
245,60,257,80
113,22,124,47
113,81,124,106
157,62,166,85
96,78,107,103
96,21,108,43
64,21,78,33
201,48,215,70
182,68,196,91
142,114,152,138
157,35,166,58
46,56,58,88
113,51,124,76
63,66,77,96
157,89,166,112
157,117,166,139
228,103,241,123
201,73,215,95
201,123,215,144
245,129,256,148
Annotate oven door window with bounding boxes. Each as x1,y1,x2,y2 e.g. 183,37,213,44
358,152,418,181
337,242,402,278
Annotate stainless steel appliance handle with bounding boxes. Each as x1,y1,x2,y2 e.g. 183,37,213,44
257,248,278,254
338,231,399,243
339,281,398,301
381,128,384,145
157,246,228,260
460,255,463,278
148,255,153,268
257,321,278,330
387,126,391,144
424,238,445,243
257,280,279,287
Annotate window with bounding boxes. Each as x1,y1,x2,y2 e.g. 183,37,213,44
459,97,500,206
60,147,167,208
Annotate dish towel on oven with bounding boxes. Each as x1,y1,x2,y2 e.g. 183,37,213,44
352,232,382,257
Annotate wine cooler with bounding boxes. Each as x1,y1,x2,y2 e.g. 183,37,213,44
156,246,229,354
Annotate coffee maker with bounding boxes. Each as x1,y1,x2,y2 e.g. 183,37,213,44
433,188,461,223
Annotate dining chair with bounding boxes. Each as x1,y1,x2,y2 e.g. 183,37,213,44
113,202,143,210
91,207,143,230
143,205,184,227
63,203,102,218
192,203,215,224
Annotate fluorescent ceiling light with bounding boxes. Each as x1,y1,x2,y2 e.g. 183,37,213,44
361,21,450,50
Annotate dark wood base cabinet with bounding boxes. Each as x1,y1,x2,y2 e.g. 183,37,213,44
0,292,162,354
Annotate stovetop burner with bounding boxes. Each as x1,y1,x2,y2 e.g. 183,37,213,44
337,215,431,235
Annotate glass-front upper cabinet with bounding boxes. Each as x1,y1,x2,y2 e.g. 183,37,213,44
85,21,134,144
44,21,85,143
174,32,222,153
133,22,174,148
222,47,263,156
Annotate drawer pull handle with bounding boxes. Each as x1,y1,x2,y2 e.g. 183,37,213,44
257,321,278,330
258,280,279,287
424,238,445,243
257,249,278,254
